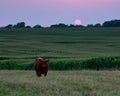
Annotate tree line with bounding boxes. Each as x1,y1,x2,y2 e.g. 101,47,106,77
3,22,42,28
1,19,120,28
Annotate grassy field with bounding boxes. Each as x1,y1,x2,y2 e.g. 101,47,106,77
0,28,120,95
0,70,120,96
0,27,120,68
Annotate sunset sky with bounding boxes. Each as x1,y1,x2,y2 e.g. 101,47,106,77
0,0,120,27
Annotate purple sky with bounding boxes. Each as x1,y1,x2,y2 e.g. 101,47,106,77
0,0,120,27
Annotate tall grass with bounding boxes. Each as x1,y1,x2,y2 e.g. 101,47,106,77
0,61,33,70
0,56,33,70
0,56,120,70
82,56,120,70
49,56,120,70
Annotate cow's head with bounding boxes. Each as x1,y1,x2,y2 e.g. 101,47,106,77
38,58,49,63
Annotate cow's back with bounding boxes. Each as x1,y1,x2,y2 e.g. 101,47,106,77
34,58,49,77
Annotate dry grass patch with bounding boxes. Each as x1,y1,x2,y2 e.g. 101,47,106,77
0,70,120,96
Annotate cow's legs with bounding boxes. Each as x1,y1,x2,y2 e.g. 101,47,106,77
44,73,47,76
36,70,41,77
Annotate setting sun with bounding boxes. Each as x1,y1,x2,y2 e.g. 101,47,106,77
74,19,81,25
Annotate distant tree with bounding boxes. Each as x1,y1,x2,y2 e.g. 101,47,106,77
33,24,42,28
4,24,13,28
58,23,68,27
51,23,68,28
69,24,75,27
103,20,120,27
50,24,58,28
69,24,84,28
14,22,25,28
76,25,85,28
94,23,101,27
26,25,31,28
87,24,94,27
103,21,111,27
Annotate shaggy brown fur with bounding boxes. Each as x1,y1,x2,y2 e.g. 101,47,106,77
34,58,49,77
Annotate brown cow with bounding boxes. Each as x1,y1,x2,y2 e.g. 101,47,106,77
34,58,49,77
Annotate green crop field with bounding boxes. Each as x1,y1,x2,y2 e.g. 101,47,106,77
0,70,120,96
0,28,120,58
0,27,120,70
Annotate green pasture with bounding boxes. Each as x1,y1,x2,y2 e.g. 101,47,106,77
0,28,120,70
